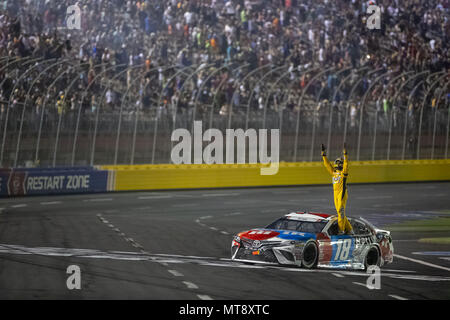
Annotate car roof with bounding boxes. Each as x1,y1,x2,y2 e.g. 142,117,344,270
284,212,335,222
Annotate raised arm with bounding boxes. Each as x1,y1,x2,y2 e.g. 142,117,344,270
321,144,333,175
343,143,349,176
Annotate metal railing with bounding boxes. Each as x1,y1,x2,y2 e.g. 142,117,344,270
0,58,448,167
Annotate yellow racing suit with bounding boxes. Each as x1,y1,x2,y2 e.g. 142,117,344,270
322,150,353,233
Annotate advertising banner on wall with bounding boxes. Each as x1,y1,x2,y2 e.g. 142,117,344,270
0,167,114,197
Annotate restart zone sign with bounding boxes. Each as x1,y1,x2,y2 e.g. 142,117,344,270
0,168,112,196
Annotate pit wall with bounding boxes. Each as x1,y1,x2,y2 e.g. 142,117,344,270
100,160,450,191
1,160,448,197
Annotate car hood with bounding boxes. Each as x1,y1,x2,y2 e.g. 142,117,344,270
238,228,316,242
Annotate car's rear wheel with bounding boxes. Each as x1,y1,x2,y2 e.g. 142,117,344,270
364,246,380,270
302,241,318,269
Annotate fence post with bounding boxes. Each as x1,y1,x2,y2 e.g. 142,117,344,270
0,57,44,166
90,64,141,166
431,82,449,159
293,67,330,162
370,71,413,160
16,59,71,167
446,98,450,159
386,71,429,160
227,64,272,130
417,74,448,160
245,65,284,131
72,63,127,166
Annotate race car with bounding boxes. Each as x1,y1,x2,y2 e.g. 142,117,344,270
231,212,394,270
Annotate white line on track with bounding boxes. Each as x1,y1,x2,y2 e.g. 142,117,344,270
272,190,310,194
168,270,184,277
83,198,113,202
356,196,393,200
220,231,230,235
332,273,345,278
260,208,288,213
201,193,240,197
224,212,241,216
352,282,367,288
183,281,199,289
11,204,27,208
394,254,450,272
382,269,416,273
197,294,213,300
138,195,172,200
40,201,62,205
172,203,198,207
389,294,408,300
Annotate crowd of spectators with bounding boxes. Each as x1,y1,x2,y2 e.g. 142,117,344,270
0,0,448,131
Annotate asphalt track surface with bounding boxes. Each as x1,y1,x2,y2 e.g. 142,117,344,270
0,182,450,300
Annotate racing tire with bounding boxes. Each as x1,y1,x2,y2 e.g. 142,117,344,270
302,241,318,269
364,246,380,270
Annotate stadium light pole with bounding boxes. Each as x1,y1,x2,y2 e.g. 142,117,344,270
14,58,74,167
417,73,449,160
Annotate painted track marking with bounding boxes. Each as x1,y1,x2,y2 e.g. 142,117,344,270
352,282,366,288
332,273,345,278
389,294,408,300
83,198,113,202
11,204,27,208
168,270,183,277
394,254,450,272
183,281,199,289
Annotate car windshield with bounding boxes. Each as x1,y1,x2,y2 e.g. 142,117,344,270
266,218,327,233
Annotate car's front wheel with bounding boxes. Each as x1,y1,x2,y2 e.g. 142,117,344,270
302,241,318,269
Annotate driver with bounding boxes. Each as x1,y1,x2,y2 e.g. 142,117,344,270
321,143,353,234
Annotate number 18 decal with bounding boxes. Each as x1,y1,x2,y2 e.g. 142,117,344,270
334,239,352,261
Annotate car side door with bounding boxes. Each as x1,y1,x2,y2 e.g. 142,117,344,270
326,221,354,264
